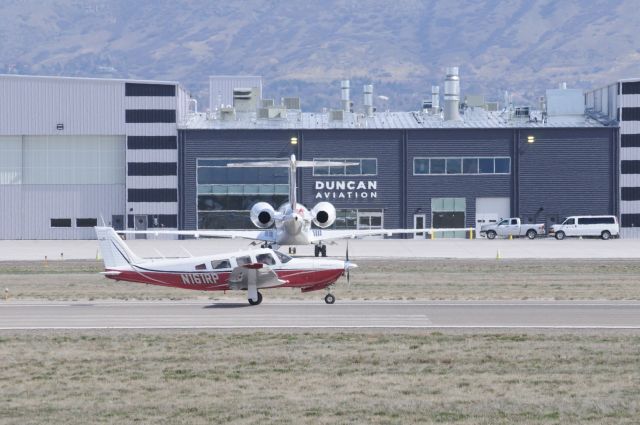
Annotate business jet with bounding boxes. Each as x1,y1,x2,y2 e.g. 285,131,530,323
123,155,426,256
95,226,356,305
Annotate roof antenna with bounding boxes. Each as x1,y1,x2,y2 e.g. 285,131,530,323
153,248,166,259
180,246,194,258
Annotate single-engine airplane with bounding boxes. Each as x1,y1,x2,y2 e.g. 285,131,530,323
122,154,428,256
95,226,356,305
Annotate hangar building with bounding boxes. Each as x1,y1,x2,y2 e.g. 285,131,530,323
0,70,629,239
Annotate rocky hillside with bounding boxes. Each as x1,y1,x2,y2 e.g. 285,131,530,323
1,0,638,110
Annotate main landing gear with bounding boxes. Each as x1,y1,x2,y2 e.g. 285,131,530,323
324,293,335,304
260,243,273,249
314,244,327,257
248,291,263,306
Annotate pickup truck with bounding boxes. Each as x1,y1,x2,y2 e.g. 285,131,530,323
480,217,545,240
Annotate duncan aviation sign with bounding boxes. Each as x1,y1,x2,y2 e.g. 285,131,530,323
314,180,377,200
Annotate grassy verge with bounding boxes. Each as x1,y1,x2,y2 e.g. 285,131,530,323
2,259,640,301
1,331,639,424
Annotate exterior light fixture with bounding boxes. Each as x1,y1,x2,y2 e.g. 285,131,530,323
527,135,535,144
290,136,298,145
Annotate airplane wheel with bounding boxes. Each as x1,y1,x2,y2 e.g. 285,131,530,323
314,245,320,257
248,292,263,306
288,247,292,254
324,293,335,304
321,245,327,257
292,247,297,254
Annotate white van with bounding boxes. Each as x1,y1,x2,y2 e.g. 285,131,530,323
549,215,619,240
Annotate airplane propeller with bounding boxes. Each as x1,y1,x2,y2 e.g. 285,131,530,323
345,241,351,287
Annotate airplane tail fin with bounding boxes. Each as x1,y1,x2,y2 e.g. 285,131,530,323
94,227,142,269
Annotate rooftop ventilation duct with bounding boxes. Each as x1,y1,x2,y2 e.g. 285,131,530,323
282,97,301,110
443,67,461,121
341,80,350,112
363,84,374,117
233,87,259,112
431,85,440,112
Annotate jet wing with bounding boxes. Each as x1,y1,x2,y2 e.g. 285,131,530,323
117,229,277,243
228,263,287,290
309,228,466,242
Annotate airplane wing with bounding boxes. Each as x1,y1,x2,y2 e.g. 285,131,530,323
228,263,287,289
309,228,467,242
117,229,277,243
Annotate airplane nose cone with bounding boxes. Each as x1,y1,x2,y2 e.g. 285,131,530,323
344,261,358,270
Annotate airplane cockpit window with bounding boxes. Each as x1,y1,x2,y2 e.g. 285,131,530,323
195,263,207,270
256,253,276,266
235,256,252,266
274,251,292,264
211,259,231,270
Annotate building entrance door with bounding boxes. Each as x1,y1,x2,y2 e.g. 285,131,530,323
475,197,510,238
413,214,426,239
134,215,148,239
357,211,383,230
111,215,124,231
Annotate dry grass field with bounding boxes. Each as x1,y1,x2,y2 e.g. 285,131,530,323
2,260,640,423
1,331,639,424
1,258,640,301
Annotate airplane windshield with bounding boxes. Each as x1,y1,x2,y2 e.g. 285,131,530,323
274,251,292,264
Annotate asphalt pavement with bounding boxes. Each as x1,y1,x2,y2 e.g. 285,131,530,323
2,300,640,330
2,237,640,260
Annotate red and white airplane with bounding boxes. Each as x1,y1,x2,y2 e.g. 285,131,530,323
95,226,356,305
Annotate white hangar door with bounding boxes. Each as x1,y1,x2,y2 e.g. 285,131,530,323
475,197,510,237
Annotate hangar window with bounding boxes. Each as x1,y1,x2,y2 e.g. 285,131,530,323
446,158,461,174
463,158,478,174
313,159,377,176
51,218,72,228
197,158,289,230
413,157,510,175
479,158,494,174
76,218,97,227
430,159,446,174
414,159,429,175
494,158,511,174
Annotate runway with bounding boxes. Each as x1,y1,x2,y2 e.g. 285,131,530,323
2,300,640,330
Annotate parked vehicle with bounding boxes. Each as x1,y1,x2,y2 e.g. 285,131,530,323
480,217,545,240
549,215,619,240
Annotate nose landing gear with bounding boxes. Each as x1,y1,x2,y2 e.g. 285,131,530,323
287,246,297,254
314,244,327,257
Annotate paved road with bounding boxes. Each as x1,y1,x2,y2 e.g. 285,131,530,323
3,238,640,261
2,301,640,330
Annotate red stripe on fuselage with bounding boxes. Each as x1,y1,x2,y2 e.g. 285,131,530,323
104,268,344,292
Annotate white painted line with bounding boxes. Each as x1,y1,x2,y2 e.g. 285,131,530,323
2,325,640,330
3,301,640,308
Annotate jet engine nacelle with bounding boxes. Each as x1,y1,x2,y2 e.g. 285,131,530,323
250,202,276,228
311,202,336,228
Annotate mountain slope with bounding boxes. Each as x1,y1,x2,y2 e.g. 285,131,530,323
0,0,638,110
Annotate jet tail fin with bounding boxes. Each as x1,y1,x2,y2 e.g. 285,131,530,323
94,227,142,269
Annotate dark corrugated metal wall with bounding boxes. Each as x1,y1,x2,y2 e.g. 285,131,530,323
179,127,616,233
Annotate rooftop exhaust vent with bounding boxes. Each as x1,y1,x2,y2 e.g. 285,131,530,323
282,97,301,110
341,80,351,112
233,87,259,112
443,67,461,121
363,84,374,117
330,109,344,121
